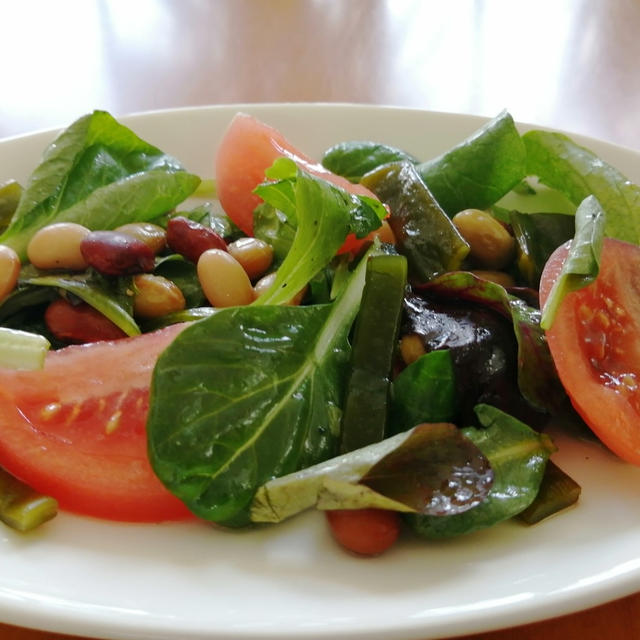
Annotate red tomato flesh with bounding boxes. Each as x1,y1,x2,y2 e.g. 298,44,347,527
540,237,640,465
215,112,383,254
0,323,193,521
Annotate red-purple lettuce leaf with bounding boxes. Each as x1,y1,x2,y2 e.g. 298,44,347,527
360,422,493,516
417,272,566,413
250,422,493,522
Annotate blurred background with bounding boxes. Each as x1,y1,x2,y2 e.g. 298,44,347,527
1,0,639,151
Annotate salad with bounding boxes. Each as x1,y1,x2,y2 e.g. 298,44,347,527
0,108,638,557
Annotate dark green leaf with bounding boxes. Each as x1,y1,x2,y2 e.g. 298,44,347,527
510,210,575,286
0,286,55,324
154,255,207,308
148,247,372,526
416,111,527,215
253,203,296,264
24,273,140,336
390,349,457,433
0,286,60,347
516,460,581,525
523,129,640,245
348,195,388,239
0,111,200,260
0,180,22,234
321,141,419,182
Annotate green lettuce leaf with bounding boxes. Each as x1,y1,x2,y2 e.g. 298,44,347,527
0,111,200,260
22,273,140,337
540,195,606,329
252,159,385,306
321,141,419,183
251,422,493,523
523,129,640,245
390,349,457,432
147,245,374,527
416,110,527,215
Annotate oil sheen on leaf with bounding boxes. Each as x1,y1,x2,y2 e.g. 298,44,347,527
251,422,493,523
408,404,555,539
147,247,372,527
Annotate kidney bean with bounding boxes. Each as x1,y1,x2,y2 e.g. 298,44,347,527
115,222,167,255
166,216,227,263
80,231,155,276
45,298,127,343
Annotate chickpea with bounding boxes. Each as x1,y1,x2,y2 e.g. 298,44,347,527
133,274,186,318
27,222,90,270
452,209,515,270
0,245,20,301
470,270,516,288
253,272,277,298
197,249,255,307
253,271,308,305
116,222,167,255
399,333,425,366
227,237,274,280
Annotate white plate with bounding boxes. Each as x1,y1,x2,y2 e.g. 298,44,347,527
1,104,640,640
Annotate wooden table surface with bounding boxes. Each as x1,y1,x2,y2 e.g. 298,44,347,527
1,1,639,639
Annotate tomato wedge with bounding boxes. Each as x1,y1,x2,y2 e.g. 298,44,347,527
215,112,386,254
0,323,193,521
540,237,640,465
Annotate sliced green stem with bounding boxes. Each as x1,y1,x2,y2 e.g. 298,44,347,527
339,253,407,453
0,467,58,532
516,460,581,524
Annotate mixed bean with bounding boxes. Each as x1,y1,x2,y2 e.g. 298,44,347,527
0,245,20,299
0,203,523,348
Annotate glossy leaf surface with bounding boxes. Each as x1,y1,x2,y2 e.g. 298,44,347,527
408,404,554,538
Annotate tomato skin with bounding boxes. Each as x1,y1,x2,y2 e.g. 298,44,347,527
540,237,640,465
215,113,381,254
0,323,194,522
325,509,400,556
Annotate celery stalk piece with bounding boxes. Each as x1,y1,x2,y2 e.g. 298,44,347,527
0,327,50,370
0,467,58,532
